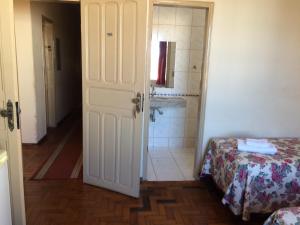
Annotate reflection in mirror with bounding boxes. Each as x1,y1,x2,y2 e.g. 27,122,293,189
150,41,176,88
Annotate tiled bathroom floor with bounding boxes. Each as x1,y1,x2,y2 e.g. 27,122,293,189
147,148,195,181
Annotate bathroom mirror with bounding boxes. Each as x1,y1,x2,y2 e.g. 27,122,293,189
150,41,176,88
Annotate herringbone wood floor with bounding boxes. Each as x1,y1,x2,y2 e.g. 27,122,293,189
22,115,268,225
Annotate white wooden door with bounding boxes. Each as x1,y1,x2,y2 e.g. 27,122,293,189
81,0,148,197
0,0,26,224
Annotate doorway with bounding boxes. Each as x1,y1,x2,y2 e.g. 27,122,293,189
146,4,208,181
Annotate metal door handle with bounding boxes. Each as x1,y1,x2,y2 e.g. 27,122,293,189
132,92,144,117
0,100,14,132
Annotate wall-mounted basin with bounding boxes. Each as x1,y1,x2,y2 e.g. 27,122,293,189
150,96,186,108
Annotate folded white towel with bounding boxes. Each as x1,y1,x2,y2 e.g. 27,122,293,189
237,139,277,155
246,138,270,148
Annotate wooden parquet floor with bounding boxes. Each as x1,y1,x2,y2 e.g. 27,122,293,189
22,115,268,225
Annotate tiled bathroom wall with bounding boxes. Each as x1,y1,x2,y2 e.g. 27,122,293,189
151,6,207,95
148,97,200,149
149,6,207,150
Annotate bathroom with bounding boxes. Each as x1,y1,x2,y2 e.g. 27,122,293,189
147,5,208,181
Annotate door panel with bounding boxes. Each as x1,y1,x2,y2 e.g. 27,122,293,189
104,3,118,83
0,0,26,224
122,1,137,84
82,0,148,197
86,4,101,81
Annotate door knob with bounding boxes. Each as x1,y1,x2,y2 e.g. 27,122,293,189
132,92,144,118
0,100,14,131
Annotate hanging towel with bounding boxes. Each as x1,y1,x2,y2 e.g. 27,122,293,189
238,139,277,155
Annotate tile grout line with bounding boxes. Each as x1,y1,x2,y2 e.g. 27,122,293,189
148,153,158,181
169,150,186,180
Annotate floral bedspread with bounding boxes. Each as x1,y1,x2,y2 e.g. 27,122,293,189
201,138,300,221
264,207,300,225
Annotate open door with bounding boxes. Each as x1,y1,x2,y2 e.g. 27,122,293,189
81,0,148,197
0,0,26,224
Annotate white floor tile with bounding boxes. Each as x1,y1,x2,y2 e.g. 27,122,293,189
147,147,196,181
156,168,184,181
147,156,157,181
151,157,177,170
149,149,171,158
181,168,195,181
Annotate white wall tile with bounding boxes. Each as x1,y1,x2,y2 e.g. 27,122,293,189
174,72,188,93
189,50,203,73
190,72,201,84
192,8,207,27
171,107,186,118
191,27,205,50
175,26,191,50
184,138,196,148
158,6,176,25
175,50,190,72
186,97,199,118
148,138,154,148
158,25,176,41
155,87,174,95
153,119,170,138
153,6,159,25
175,7,193,26
152,25,159,42
169,118,185,138
149,122,154,137
185,119,197,138
188,75,201,94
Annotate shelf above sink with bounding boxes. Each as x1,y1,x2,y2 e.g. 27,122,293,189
150,96,186,108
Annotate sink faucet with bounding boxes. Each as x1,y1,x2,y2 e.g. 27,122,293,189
150,85,156,97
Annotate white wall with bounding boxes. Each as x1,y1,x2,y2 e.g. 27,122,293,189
14,0,39,143
198,0,300,161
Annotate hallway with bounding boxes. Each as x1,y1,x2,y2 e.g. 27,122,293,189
22,113,82,181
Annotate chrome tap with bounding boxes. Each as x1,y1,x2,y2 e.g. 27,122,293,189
150,85,156,97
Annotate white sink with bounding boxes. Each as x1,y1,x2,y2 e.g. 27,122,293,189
150,96,186,108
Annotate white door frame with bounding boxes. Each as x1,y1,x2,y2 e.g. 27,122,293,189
42,16,56,128
143,0,214,179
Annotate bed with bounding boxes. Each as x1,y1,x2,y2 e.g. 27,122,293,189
264,207,300,225
201,138,300,221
